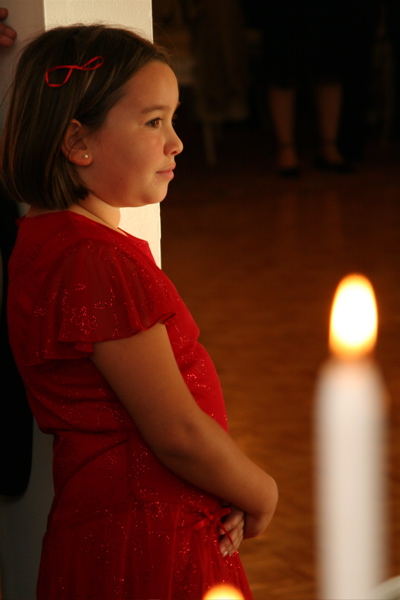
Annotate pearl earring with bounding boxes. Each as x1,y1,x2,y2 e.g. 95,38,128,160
83,154,89,159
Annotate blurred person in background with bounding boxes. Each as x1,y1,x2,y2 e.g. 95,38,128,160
0,7,33,497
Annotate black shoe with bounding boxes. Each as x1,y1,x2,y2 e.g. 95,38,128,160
315,156,354,173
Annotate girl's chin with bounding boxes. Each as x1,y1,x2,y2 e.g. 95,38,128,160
124,197,167,208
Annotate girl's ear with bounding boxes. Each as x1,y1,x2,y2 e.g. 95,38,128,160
61,119,92,165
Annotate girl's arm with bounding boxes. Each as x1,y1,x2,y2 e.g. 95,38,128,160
91,322,278,538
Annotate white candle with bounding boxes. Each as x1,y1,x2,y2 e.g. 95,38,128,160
315,274,387,600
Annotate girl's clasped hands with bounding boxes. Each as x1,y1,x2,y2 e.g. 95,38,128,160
0,8,16,47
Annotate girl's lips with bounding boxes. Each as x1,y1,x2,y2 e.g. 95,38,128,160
157,165,176,180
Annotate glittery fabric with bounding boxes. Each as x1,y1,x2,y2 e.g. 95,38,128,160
8,212,253,600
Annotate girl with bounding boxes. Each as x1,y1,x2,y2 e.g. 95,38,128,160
0,25,278,600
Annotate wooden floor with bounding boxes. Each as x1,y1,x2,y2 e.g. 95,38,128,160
161,122,400,599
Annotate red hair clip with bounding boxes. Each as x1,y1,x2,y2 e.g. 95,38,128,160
45,56,104,88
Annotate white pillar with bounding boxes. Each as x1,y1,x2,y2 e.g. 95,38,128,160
0,2,156,599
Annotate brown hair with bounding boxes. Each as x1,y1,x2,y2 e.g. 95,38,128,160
0,24,170,209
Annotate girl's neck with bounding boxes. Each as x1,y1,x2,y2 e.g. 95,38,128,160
70,195,122,232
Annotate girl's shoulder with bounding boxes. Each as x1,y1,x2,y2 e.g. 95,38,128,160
10,210,159,290
17,210,154,262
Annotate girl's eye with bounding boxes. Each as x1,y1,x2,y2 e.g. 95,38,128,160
147,118,161,128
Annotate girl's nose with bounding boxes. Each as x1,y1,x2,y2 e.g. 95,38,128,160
168,129,184,156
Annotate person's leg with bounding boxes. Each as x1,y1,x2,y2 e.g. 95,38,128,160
268,85,299,175
314,82,346,165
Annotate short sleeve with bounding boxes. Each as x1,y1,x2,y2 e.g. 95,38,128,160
25,238,176,365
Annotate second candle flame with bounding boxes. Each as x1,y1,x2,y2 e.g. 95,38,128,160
329,274,377,359
203,584,245,599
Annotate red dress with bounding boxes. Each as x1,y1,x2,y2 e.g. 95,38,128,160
8,211,253,600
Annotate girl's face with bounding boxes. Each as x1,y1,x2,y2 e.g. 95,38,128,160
81,60,183,208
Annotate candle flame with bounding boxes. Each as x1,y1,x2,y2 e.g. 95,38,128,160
203,584,244,600
329,274,377,358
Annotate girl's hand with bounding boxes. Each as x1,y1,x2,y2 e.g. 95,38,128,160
0,8,16,47
243,511,272,540
243,479,279,540
219,505,244,557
